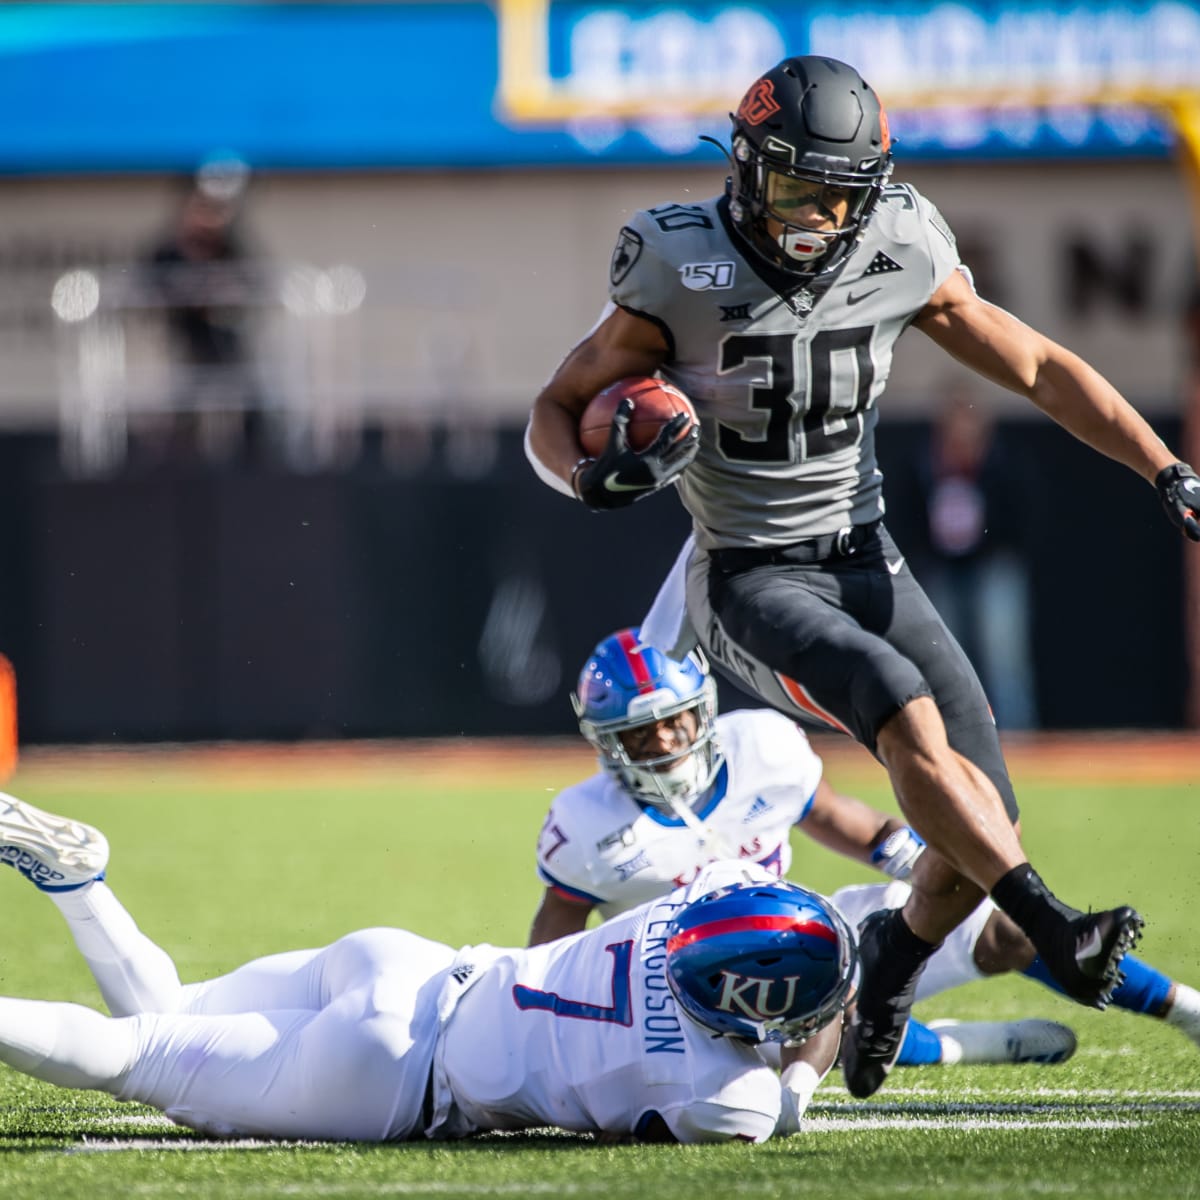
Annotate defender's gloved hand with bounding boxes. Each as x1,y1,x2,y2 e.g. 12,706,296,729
1155,462,1200,541
870,826,926,881
575,398,699,511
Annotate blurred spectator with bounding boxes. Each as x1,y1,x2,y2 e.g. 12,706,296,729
138,157,264,463
910,385,1040,730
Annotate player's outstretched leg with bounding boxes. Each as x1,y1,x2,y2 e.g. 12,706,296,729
898,1016,1076,1066
0,792,108,890
843,907,934,1097
1022,952,1200,1050
0,792,182,1015
874,700,1143,1015
927,1018,1077,1065
0,996,137,1092
1163,984,1200,1048
990,865,1143,1010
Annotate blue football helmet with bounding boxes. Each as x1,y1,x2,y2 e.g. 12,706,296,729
665,881,857,1045
571,628,720,813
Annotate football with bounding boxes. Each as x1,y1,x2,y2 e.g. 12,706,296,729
579,377,697,457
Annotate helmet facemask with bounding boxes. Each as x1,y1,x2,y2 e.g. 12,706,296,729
576,678,720,814
730,135,890,277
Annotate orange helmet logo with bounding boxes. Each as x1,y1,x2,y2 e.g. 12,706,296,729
879,104,891,152
737,78,781,126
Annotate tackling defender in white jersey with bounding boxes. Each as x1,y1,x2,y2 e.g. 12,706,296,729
530,630,1200,1066
0,793,854,1142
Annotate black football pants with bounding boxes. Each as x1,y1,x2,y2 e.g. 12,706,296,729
695,523,1019,821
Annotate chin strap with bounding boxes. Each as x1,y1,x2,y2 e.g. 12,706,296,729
662,789,739,862
698,134,736,173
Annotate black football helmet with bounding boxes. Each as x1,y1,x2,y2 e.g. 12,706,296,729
727,55,893,277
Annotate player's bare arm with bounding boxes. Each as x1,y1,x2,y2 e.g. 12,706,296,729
528,887,592,946
914,267,1176,484
528,306,670,488
775,1010,843,1132
798,777,908,868
780,1013,842,1081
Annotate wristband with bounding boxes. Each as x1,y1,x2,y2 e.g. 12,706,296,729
870,826,926,881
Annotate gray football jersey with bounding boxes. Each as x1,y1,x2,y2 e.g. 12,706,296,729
609,185,961,548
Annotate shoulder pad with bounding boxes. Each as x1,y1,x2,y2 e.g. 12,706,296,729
870,182,953,252
880,182,919,210
719,709,813,771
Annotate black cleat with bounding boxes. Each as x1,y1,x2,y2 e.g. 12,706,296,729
1041,906,1144,1009
841,909,925,1100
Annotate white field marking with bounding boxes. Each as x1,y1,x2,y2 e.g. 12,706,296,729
120,1182,574,1194
246,1188,572,1197
92,1114,177,1128
816,1084,1200,1100
809,1098,1200,1118
69,1138,320,1154
805,1116,1138,1132
255,1189,570,1198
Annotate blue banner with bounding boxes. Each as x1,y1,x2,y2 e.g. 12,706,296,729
0,2,1189,174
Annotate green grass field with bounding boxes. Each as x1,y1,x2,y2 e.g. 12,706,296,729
0,743,1197,1199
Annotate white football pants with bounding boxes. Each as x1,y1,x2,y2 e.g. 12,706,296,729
0,882,456,1140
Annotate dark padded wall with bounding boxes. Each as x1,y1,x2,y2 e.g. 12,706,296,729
0,419,1186,743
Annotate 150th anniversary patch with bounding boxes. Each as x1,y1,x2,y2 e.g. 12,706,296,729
680,261,736,291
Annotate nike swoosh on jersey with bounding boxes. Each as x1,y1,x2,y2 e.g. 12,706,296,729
846,288,881,305
886,557,906,575
604,473,647,492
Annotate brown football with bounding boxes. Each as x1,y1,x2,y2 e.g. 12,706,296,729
579,377,697,457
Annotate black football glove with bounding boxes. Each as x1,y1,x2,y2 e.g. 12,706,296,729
1155,461,1200,542
575,397,700,511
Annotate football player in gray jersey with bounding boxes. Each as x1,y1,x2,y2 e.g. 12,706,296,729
527,54,1200,1100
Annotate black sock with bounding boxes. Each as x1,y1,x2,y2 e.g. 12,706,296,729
990,863,1080,941
881,907,940,962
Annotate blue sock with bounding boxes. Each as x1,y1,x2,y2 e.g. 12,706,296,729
897,1018,943,1066
1022,953,1171,1016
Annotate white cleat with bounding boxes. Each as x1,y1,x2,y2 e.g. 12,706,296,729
929,1018,1077,1066
0,792,109,892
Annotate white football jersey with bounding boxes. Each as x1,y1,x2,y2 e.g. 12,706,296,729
433,860,791,1143
536,709,823,920
609,185,962,548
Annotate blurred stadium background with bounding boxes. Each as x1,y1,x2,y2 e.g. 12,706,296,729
0,0,1197,749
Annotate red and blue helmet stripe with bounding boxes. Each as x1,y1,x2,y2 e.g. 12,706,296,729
573,626,709,728
570,628,721,812
664,881,857,1044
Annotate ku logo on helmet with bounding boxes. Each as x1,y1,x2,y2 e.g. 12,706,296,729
716,971,807,1019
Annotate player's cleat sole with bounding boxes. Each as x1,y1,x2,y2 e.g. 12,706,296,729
929,1018,1077,1066
842,908,925,1099
1043,906,1144,1010
0,792,109,891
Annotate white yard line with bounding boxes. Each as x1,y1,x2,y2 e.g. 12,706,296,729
805,1116,1138,1131
37,1086,1200,1155
816,1084,1200,1100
